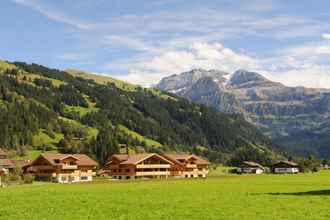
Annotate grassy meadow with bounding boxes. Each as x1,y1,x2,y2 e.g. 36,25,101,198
1,170,330,220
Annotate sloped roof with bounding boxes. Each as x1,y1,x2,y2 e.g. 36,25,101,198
110,153,174,165
164,154,209,165
241,161,263,168
0,159,15,168
35,154,98,167
11,160,31,168
111,154,130,162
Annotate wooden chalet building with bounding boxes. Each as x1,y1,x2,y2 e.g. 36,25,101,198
104,153,174,180
237,161,264,174
26,154,98,183
163,154,209,178
271,161,299,174
0,149,15,172
103,153,210,179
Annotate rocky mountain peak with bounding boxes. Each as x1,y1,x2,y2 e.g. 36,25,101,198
156,68,228,94
228,69,280,88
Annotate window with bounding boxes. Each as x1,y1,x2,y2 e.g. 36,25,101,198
125,169,130,172
80,176,88,180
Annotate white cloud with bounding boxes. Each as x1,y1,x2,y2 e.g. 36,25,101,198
109,40,330,89
266,65,330,89
109,42,261,87
322,33,330,40
11,0,330,88
12,0,98,30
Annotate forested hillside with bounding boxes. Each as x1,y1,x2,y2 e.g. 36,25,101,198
0,60,282,165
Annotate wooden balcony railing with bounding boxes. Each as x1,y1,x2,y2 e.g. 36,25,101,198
61,164,78,170
136,164,171,169
135,171,170,176
185,164,197,168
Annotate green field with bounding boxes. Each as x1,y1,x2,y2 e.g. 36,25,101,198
1,171,330,220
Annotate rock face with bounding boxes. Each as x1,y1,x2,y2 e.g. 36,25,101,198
156,69,330,158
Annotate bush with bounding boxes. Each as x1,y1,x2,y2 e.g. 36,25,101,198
8,173,21,182
23,174,34,184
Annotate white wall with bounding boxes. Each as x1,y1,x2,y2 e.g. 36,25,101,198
274,167,299,174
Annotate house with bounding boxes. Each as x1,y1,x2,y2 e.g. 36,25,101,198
0,149,15,172
271,161,299,174
12,160,31,173
104,153,174,180
237,161,264,174
26,154,98,183
161,154,209,178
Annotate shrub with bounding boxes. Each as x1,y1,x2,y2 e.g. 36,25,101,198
23,174,34,184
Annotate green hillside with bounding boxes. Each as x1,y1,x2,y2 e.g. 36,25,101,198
0,60,282,164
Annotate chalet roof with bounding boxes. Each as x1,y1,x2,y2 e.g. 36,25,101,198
111,154,130,162
11,160,31,168
272,161,299,167
163,154,210,165
36,154,98,167
0,159,15,168
241,161,263,168
110,153,174,165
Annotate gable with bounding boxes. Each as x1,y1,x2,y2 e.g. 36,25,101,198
137,154,172,165
31,155,54,166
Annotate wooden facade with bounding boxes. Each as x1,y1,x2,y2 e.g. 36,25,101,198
26,154,98,183
103,153,210,179
104,154,173,180
271,161,299,174
163,154,209,178
238,161,264,174
0,149,15,172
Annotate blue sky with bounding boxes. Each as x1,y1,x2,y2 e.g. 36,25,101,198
2,0,330,87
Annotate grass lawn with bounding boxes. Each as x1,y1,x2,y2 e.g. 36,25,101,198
1,171,330,219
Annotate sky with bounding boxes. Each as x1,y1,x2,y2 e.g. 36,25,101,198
2,0,330,88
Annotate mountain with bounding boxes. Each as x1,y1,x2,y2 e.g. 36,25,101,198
0,60,281,165
156,69,330,158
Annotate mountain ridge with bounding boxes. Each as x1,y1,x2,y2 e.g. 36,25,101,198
156,68,330,158
0,60,281,164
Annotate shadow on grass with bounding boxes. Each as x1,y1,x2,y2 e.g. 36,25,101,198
266,190,330,196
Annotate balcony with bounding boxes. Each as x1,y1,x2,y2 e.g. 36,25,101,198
185,164,197,168
108,164,119,169
136,164,171,169
34,165,54,170
136,171,170,176
61,164,78,170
